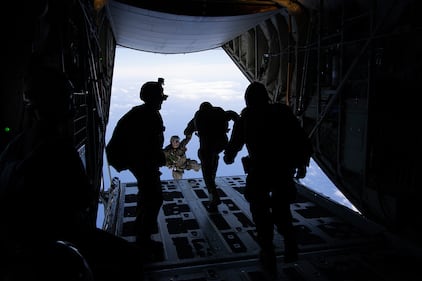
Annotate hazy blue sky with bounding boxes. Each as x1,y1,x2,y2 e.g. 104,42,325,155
101,46,356,215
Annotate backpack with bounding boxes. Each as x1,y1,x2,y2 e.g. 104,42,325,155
105,115,131,172
241,103,312,169
278,104,313,168
194,106,230,151
195,106,229,137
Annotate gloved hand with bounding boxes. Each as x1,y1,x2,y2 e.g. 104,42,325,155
295,166,307,179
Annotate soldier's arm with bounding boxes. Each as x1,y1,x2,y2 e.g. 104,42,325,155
226,110,239,122
183,118,196,136
224,114,245,164
180,134,192,149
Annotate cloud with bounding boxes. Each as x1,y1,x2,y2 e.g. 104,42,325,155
166,79,245,105
110,48,249,112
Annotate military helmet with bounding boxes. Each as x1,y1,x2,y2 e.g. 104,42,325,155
139,81,168,103
244,81,269,107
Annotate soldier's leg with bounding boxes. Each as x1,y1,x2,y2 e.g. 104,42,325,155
198,149,220,207
132,168,163,246
272,183,298,262
246,173,276,275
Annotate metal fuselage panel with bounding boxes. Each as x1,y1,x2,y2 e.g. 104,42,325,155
222,0,422,241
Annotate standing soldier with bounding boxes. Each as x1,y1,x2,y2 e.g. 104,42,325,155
106,80,168,261
224,82,312,277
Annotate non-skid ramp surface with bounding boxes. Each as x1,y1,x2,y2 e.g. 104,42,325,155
114,176,421,281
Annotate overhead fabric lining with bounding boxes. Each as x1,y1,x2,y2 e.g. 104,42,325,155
107,0,281,54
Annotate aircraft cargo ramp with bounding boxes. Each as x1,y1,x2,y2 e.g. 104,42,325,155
102,176,421,281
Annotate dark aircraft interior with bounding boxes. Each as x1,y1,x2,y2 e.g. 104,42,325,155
1,1,422,280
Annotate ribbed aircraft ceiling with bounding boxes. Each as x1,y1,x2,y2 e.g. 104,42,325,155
106,0,281,54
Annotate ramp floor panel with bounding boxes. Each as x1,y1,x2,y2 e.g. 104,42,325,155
109,176,420,281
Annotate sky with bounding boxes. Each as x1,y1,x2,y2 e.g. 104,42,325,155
103,46,249,184
100,46,356,226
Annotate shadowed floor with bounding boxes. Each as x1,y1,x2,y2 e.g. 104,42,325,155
103,176,422,281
